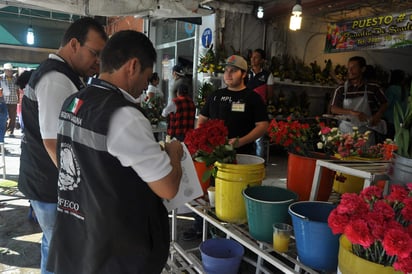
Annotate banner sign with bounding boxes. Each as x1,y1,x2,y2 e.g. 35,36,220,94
325,11,412,53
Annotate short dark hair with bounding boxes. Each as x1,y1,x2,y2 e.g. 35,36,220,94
61,17,108,46
100,30,156,73
349,56,366,68
149,72,159,83
15,70,33,89
254,48,266,60
177,83,189,95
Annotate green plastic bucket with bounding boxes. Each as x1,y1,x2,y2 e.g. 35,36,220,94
243,186,298,242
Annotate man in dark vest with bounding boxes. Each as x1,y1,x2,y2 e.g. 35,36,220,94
47,30,183,274
18,17,108,274
246,48,273,159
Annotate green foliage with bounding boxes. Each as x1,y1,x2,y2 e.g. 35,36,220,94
196,82,215,110
394,82,412,158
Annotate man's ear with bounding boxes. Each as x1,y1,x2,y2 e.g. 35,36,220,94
128,58,141,76
69,38,79,53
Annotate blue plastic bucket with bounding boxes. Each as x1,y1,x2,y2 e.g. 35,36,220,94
288,201,340,271
243,186,298,242
199,238,244,274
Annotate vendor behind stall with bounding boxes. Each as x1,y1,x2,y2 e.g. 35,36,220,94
330,56,388,144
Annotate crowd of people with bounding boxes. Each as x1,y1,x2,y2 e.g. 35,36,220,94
0,14,409,274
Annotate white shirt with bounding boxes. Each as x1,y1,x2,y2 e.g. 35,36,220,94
107,88,172,183
37,54,83,139
161,101,176,117
147,84,163,98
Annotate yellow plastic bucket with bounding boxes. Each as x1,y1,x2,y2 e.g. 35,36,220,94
215,154,265,170
216,168,265,182
332,155,380,194
214,154,265,224
333,173,364,194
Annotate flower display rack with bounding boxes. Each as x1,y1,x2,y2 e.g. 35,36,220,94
169,199,323,274
310,159,390,201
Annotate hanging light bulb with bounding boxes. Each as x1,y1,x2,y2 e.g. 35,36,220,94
257,6,264,19
26,25,34,45
289,2,302,31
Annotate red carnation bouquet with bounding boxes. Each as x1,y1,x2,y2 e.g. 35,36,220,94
184,119,236,180
268,116,317,157
328,184,412,273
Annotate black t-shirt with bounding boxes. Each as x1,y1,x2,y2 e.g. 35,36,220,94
200,87,268,154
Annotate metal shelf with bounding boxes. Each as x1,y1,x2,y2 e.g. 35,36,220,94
310,159,390,200
170,199,323,274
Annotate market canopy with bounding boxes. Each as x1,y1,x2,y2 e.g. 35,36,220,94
1,0,212,18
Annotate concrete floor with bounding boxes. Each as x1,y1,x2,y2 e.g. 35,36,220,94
0,130,289,273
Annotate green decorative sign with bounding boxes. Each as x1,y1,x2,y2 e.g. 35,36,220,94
325,11,412,53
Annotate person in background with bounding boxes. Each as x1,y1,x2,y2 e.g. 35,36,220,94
18,17,108,274
245,48,274,159
0,87,8,144
0,63,19,137
169,64,192,102
146,72,164,108
198,55,269,155
15,70,34,132
246,49,274,104
47,30,183,274
330,56,387,145
162,83,196,141
383,69,406,139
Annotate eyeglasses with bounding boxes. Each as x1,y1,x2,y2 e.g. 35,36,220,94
83,45,100,59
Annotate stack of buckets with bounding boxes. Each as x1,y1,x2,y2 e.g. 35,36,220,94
209,154,340,273
214,154,265,224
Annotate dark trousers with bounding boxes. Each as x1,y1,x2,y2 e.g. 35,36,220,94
0,102,7,142
6,104,17,134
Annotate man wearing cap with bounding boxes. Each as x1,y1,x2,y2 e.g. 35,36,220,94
198,55,269,155
0,63,19,137
183,55,269,241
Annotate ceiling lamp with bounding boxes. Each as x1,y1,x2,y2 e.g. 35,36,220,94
26,25,35,45
257,6,264,19
289,1,302,31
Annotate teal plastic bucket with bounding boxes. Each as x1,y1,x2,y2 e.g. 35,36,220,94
200,238,244,274
288,201,340,271
243,186,298,242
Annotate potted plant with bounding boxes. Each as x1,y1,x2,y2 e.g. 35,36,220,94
184,119,236,193
197,44,224,76
328,184,412,274
267,116,336,201
196,81,215,113
391,81,412,185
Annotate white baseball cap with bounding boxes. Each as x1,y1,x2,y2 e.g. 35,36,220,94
3,63,13,70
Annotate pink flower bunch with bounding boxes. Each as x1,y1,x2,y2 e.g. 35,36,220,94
328,184,412,273
317,123,395,159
